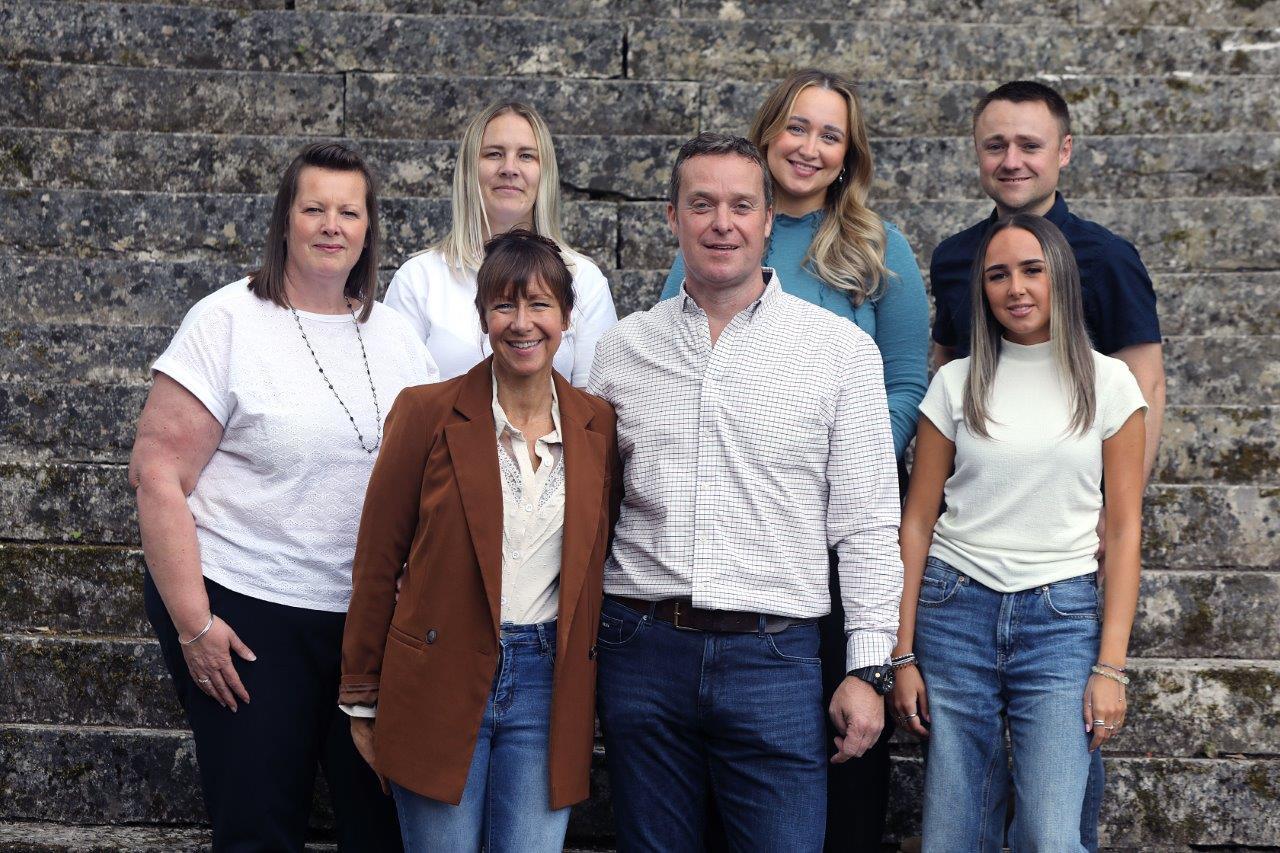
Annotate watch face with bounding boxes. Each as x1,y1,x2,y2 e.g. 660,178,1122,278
880,665,895,695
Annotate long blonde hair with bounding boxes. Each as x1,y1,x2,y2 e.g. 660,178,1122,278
964,214,1096,439
435,102,567,273
749,69,892,306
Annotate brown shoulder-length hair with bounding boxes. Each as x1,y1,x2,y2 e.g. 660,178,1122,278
248,142,380,322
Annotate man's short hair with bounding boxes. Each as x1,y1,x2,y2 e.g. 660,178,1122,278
668,132,774,210
972,80,1072,139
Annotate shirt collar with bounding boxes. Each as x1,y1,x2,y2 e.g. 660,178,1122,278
678,267,781,318
490,368,562,443
987,192,1069,226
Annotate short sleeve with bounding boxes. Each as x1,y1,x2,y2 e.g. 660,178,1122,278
568,258,619,387
1099,360,1148,439
1090,240,1161,354
917,366,958,441
152,306,233,426
383,258,432,344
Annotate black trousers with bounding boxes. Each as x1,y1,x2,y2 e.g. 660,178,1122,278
146,574,401,853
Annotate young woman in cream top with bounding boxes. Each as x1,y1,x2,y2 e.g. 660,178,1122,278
384,101,617,386
890,214,1147,852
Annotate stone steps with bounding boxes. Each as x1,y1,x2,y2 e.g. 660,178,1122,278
3,370,1275,483
8,3,1280,80
4,544,1274,658
4,631,1276,756
3,128,1278,202
0,463,1274,560
1,724,1276,846
3,256,1277,336
8,61,1280,139
2,188,1277,275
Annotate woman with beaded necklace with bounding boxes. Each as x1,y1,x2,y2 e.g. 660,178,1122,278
129,142,436,850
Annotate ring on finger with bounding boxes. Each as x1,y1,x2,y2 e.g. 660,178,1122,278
904,712,919,720
196,677,212,684
1092,719,1105,725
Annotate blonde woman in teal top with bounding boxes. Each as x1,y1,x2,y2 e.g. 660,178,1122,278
661,70,928,461
662,69,928,851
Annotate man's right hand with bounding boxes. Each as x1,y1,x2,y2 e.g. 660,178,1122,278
828,676,885,763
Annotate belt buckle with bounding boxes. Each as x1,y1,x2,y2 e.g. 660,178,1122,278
672,601,699,632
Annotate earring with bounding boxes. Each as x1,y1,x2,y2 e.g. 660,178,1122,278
837,168,847,185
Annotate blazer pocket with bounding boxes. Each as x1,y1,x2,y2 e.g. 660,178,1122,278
388,622,428,651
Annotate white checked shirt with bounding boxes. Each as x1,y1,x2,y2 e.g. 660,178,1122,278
588,271,903,670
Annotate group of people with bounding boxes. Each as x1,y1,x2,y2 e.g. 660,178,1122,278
128,69,1164,852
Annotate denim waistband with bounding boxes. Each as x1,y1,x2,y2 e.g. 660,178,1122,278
926,555,1097,591
499,619,557,647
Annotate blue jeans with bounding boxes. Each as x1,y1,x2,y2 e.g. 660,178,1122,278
391,621,569,852
596,597,827,852
915,558,1099,853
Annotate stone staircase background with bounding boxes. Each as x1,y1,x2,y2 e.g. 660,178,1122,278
1,0,1278,849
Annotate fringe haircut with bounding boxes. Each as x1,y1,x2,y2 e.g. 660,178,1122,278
249,142,380,322
435,102,567,274
749,68,892,306
964,214,1096,439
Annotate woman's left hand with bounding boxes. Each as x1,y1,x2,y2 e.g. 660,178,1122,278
1083,673,1126,751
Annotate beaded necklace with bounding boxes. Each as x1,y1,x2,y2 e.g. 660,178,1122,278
290,297,382,454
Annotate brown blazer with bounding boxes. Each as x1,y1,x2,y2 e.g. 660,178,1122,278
340,358,617,809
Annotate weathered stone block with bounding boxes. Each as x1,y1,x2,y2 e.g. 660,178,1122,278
1164,336,1280,406
0,325,168,385
0,382,145,463
1077,0,1280,28
347,74,700,139
680,0,1075,21
1157,406,1279,484
0,191,618,271
0,257,239,327
1115,660,1280,756
0,5,621,77
1131,570,1280,660
297,0,678,15
0,63,343,135
0,636,182,729
0,462,136,545
0,545,148,637
631,22,1278,82
701,76,1280,139
1143,485,1279,569
1101,758,1280,846
0,822,212,852
611,269,666,318
1154,272,1280,337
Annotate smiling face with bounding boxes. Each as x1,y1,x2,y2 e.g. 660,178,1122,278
765,85,850,216
283,166,369,289
982,225,1052,345
667,152,773,295
974,99,1072,217
478,112,541,234
482,275,569,381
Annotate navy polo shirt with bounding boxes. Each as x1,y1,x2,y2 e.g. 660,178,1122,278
930,193,1161,357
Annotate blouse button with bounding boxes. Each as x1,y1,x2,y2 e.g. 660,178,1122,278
524,503,534,513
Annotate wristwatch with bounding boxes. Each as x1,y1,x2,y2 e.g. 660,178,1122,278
848,663,895,696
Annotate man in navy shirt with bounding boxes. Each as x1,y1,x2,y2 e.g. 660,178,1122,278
927,80,1166,852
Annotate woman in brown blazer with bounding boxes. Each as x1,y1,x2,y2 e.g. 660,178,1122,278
340,230,617,851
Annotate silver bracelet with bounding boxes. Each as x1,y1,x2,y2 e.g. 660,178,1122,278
180,614,215,646
1090,664,1130,686
891,653,917,670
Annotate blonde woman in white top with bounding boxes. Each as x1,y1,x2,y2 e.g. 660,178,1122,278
385,101,617,386
890,214,1146,852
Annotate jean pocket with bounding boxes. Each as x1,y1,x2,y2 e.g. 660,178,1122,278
762,628,821,665
598,600,646,647
1043,576,1100,620
918,557,964,607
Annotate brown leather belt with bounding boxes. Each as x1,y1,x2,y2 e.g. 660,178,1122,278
610,596,814,634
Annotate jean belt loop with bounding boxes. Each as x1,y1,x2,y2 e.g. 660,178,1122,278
536,621,549,655
757,614,768,636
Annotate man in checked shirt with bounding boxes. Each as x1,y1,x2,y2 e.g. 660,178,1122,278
587,133,904,851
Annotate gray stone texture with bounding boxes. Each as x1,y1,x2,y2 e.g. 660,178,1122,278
0,0,1277,848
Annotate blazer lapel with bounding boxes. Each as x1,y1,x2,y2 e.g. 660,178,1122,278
555,376,605,657
445,361,504,638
